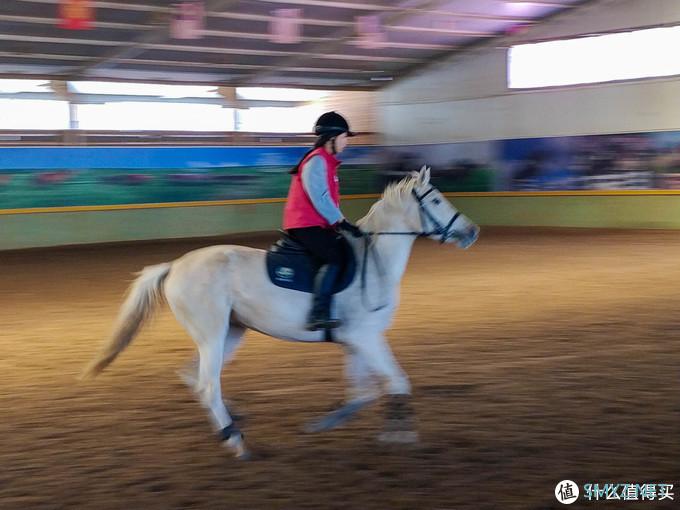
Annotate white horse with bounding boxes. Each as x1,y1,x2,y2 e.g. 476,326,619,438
82,167,479,459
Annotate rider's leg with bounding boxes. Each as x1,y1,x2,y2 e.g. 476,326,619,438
288,227,347,330
307,263,342,330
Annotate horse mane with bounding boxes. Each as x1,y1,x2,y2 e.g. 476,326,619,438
380,173,418,208
358,173,418,228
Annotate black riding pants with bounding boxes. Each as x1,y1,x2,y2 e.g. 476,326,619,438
286,226,349,267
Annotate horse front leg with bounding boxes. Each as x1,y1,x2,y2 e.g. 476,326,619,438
304,348,379,433
348,334,418,444
345,347,381,405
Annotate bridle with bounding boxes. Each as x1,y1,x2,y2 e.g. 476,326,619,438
409,187,462,244
362,186,463,243
358,186,465,311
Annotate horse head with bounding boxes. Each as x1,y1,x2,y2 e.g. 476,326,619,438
407,166,479,249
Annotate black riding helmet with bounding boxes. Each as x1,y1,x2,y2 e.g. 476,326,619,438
289,112,354,174
314,111,355,137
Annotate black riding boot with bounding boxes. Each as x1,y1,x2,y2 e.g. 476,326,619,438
306,264,341,331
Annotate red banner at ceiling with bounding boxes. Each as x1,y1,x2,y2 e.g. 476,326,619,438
171,1,205,40
270,8,302,44
356,15,386,49
58,0,94,30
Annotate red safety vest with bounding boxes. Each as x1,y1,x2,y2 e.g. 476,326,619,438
283,147,340,230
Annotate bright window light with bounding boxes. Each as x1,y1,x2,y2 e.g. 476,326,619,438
0,99,69,129
76,102,234,131
70,81,221,98
238,104,324,133
0,79,52,94
236,87,328,102
504,2,539,15
508,25,680,88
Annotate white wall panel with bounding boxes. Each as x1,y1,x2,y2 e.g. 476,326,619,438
380,0,680,143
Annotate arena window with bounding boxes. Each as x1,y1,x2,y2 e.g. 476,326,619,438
0,80,69,130
76,102,234,131
71,81,232,131
236,104,324,133
0,99,69,130
235,87,328,102
234,88,327,133
0,80,329,134
508,25,680,88
69,81,221,99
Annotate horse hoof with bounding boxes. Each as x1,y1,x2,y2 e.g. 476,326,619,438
222,432,251,460
377,430,420,444
177,369,198,392
235,450,252,461
304,399,373,433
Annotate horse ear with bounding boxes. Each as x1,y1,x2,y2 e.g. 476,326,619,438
418,165,431,186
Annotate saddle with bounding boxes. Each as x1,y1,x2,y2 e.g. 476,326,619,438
266,231,356,293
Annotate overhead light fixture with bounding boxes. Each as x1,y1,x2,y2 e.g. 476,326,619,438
370,76,393,81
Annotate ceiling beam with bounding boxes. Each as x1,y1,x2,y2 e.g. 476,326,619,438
0,91,310,107
117,43,418,62
502,1,577,7
0,33,124,47
211,7,538,24
0,51,85,62
388,26,497,37
0,52,384,75
0,34,419,62
0,14,153,31
14,0,168,14
110,59,381,75
0,71,380,90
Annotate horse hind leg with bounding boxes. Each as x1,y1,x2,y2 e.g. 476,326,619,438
177,324,247,423
194,328,250,459
166,291,249,459
178,323,246,394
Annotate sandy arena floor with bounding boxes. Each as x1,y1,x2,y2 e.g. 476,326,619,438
0,228,678,510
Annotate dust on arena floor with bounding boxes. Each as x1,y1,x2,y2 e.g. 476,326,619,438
0,228,677,509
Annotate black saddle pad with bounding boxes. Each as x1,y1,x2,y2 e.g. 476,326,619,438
266,232,356,293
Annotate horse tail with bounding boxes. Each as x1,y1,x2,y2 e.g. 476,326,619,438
80,262,172,380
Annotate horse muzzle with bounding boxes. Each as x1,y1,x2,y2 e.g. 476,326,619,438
457,225,479,249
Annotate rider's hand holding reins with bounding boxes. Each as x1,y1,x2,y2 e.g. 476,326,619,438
336,219,364,238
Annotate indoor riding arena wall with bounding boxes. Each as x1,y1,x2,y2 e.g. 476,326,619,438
5,135,680,250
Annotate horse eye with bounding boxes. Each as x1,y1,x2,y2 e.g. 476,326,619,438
432,198,441,205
